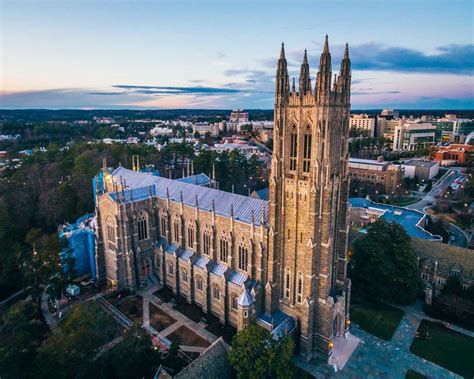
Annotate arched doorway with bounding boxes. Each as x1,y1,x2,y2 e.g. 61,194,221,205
141,257,152,278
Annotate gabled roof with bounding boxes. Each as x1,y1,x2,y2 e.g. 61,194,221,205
176,173,211,186
194,255,211,269
210,262,228,277
237,289,254,306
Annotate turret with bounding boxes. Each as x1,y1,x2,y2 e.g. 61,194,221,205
315,35,332,103
298,49,311,96
337,43,351,103
275,43,289,103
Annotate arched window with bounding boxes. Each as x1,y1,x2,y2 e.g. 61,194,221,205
238,242,248,272
168,262,174,276
196,276,203,291
303,128,312,173
213,285,220,301
219,234,229,263
284,267,291,299
289,126,297,171
186,221,195,249
231,294,238,311
297,272,303,303
203,227,211,255
160,212,167,237
137,211,148,241
106,217,116,250
173,219,180,243
181,269,188,283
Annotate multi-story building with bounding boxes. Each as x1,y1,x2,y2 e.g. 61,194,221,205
393,122,437,151
94,37,352,362
431,144,474,166
349,114,376,137
377,117,402,141
348,157,404,196
401,159,439,181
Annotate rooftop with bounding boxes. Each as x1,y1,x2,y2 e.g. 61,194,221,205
402,160,439,168
107,167,268,227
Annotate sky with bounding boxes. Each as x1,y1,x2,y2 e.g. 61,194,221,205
1,0,473,110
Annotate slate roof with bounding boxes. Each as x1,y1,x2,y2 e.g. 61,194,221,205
237,289,254,306
173,337,231,379
229,271,248,286
179,249,194,262
165,244,179,255
194,255,211,269
210,262,228,277
107,167,268,227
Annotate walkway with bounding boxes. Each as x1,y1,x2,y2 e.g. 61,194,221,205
139,284,219,354
295,306,462,378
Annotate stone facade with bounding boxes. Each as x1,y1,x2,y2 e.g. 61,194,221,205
94,36,352,363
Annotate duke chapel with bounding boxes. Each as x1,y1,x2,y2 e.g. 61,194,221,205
94,36,352,361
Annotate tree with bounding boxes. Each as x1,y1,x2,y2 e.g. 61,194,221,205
228,325,295,379
349,219,423,304
94,323,161,379
35,301,119,378
0,299,46,379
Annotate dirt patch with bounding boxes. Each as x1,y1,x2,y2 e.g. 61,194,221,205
168,325,210,348
149,303,177,331
117,295,143,321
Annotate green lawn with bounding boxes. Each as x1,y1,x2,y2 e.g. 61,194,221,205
410,320,474,378
350,298,404,340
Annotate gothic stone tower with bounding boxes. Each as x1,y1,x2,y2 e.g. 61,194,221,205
266,36,352,361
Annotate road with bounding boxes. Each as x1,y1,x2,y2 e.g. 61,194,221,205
407,167,469,247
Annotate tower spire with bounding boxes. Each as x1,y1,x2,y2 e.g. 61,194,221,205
316,35,332,103
276,42,289,102
298,49,311,96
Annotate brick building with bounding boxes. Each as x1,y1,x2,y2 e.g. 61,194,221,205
94,37,352,362
348,157,404,196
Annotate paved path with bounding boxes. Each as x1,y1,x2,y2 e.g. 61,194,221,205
41,289,58,332
295,307,462,378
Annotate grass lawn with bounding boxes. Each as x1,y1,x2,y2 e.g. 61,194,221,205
410,320,474,378
167,325,210,348
405,370,426,379
351,297,404,340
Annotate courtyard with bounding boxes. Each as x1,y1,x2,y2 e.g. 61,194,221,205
350,296,405,340
410,320,474,378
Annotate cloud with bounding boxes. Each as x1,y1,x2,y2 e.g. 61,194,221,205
112,84,243,94
285,43,474,75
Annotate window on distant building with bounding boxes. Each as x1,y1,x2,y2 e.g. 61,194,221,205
421,272,429,281
137,211,148,241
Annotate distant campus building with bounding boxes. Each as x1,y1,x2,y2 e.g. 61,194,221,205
93,38,353,362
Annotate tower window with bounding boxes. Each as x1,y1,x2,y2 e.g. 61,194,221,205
284,268,290,299
303,134,312,173
297,272,303,303
137,211,148,241
289,133,297,171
